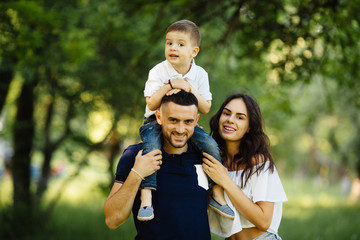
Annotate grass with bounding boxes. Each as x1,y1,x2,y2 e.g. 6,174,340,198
1,173,360,240
279,178,360,240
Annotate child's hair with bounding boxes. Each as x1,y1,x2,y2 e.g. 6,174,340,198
166,19,201,47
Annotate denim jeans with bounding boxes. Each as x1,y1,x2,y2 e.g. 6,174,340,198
139,117,221,189
254,232,282,240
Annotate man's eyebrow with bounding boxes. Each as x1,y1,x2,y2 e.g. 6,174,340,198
223,107,247,117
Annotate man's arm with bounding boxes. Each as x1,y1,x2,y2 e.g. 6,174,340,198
103,149,162,230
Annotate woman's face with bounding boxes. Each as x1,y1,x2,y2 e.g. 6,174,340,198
218,98,250,143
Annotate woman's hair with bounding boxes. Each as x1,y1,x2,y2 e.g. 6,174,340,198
210,93,274,188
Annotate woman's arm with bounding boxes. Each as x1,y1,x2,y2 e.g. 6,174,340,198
202,153,274,231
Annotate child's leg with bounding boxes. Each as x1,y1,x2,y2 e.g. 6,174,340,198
190,126,221,163
140,188,152,208
190,126,221,187
140,120,162,155
137,120,162,221
212,185,226,205
138,188,155,221
139,120,162,191
190,126,234,219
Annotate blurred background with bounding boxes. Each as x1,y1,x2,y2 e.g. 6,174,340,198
1,0,359,239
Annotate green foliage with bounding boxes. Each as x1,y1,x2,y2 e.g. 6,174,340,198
2,176,359,239
1,0,360,236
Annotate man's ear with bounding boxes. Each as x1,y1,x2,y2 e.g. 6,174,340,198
192,46,199,58
195,113,200,124
155,110,162,125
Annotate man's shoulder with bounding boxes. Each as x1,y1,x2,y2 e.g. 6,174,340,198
123,143,142,155
119,143,143,162
115,143,142,177
126,143,143,151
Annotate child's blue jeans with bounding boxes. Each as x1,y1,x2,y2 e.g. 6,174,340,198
254,232,282,240
139,117,221,190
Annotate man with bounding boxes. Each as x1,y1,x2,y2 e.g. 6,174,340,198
103,90,211,240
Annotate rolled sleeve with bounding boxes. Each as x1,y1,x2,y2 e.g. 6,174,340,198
115,144,142,182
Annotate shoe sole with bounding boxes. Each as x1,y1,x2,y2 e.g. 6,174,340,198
137,215,154,221
209,204,235,220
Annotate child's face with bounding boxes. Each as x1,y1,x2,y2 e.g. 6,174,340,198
165,31,199,74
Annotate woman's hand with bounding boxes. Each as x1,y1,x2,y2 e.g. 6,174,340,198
202,152,230,187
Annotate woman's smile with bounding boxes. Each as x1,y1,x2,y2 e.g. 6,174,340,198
223,125,236,133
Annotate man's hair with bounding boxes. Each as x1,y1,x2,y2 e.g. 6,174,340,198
166,19,201,47
161,90,198,108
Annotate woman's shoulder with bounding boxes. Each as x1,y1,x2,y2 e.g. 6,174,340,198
251,154,266,165
252,154,274,172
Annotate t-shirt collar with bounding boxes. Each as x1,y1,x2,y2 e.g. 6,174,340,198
161,142,195,157
165,59,197,82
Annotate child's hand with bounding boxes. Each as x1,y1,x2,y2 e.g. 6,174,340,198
170,78,191,92
166,89,181,96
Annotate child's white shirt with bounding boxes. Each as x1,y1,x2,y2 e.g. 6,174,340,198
143,59,212,118
209,161,287,237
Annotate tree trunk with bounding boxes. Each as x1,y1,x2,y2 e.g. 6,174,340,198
349,122,360,203
0,68,13,113
11,80,35,236
36,99,54,200
36,147,53,199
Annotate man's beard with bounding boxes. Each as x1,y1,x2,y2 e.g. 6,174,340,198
167,132,191,149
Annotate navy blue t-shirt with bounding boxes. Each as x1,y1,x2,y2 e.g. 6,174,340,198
115,143,211,240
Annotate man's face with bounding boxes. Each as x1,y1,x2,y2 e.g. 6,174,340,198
156,101,199,153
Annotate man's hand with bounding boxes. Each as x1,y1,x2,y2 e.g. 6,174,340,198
132,149,162,178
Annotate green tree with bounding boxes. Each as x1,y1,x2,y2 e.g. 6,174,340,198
1,0,360,238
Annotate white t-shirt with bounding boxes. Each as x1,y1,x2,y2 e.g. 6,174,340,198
209,161,287,237
143,59,212,118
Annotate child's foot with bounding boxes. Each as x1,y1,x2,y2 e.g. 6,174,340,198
209,196,235,220
137,206,154,221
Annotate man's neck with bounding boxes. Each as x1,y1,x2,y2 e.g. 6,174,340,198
163,143,188,155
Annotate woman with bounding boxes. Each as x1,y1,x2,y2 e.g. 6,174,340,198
203,93,287,240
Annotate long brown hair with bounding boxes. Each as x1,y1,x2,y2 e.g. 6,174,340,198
210,93,274,188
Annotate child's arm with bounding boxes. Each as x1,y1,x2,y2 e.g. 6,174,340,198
146,83,173,111
147,78,192,111
190,87,212,114
170,78,211,114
